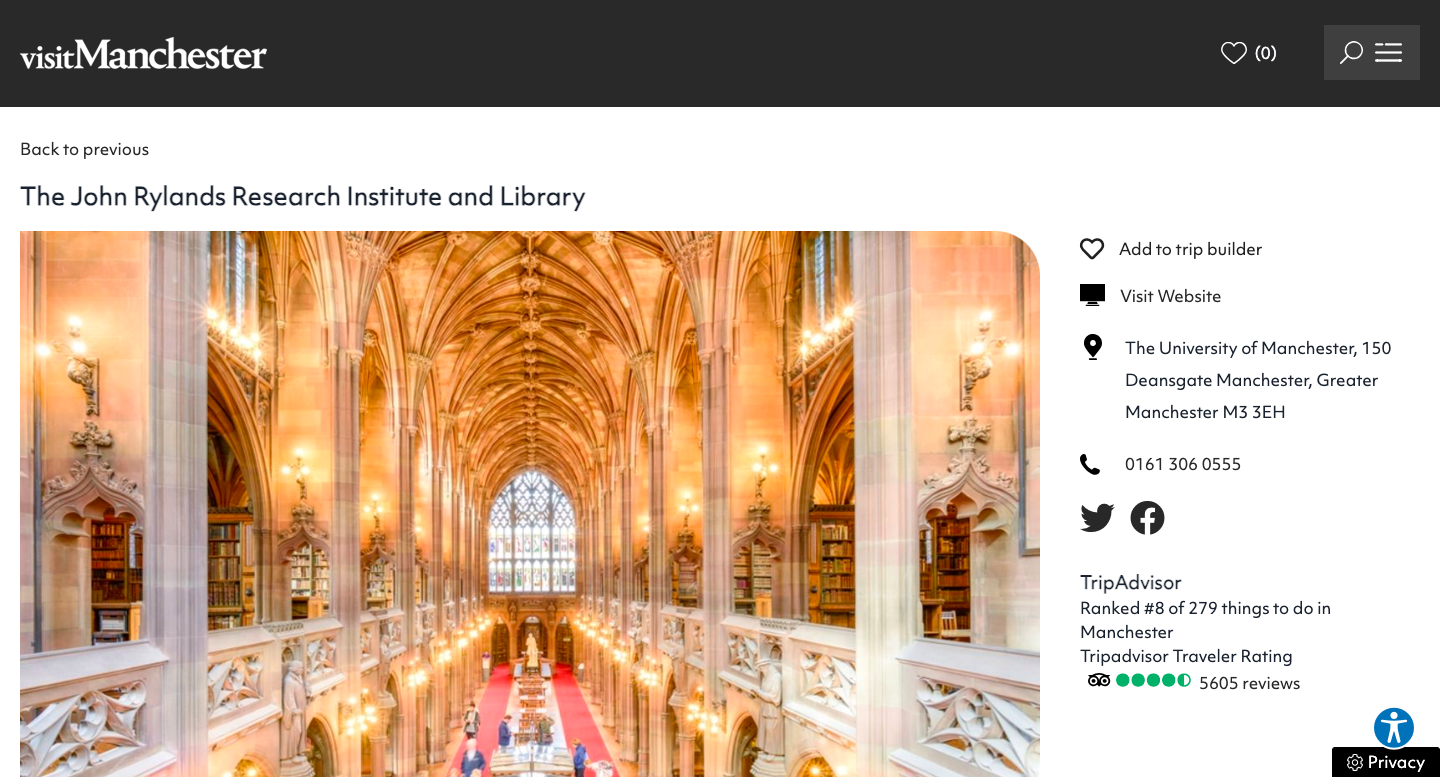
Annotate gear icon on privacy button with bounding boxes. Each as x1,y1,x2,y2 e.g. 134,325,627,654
1347,753,1364,772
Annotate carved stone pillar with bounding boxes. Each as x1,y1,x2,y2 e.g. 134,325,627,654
636,687,650,777
618,463,637,761
676,731,697,777
395,422,418,774
699,343,733,777
852,232,919,777
370,691,395,777
332,344,366,777
145,231,210,775
646,423,669,773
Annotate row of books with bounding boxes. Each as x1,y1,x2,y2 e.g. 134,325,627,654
818,523,852,541
942,590,970,604
208,524,239,540
208,582,243,607
937,574,968,587
820,558,854,573
209,540,241,557
936,557,970,571
938,539,970,555
209,557,241,580
820,590,856,604
822,541,854,557
92,560,130,570
93,522,129,536
821,574,855,588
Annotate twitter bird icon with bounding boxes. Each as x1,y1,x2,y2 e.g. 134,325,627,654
1082,504,1114,532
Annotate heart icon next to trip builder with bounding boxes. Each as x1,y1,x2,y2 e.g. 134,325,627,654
1221,41,1247,64
1080,238,1104,259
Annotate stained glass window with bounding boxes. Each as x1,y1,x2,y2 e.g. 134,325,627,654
487,471,576,593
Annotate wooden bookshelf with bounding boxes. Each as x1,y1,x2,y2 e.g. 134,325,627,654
733,540,776,617
91,518,142,643
926,506,971,640
207,516,252,630
671,559,699,608
365,559,394,610
810,506,855,628
289,543,330,620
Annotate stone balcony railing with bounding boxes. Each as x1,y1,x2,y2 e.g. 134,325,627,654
20,641,174,777
206,625,283,750
890,639,1039,777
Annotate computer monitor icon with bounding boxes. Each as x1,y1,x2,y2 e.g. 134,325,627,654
1080,284,1105,306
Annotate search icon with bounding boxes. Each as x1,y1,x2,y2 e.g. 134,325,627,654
1339,40,1363,64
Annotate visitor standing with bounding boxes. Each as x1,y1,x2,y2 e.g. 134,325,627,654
463,702,480,740
498,714,513,747
461,737,486,776
572,738,588,777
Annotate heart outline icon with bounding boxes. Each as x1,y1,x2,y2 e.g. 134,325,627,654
1221,41,1247,65
1080,238,1104,260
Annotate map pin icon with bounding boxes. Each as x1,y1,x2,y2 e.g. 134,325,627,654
1084,334,1102,360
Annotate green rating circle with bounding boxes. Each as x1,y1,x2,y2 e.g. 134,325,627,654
1116,673,1130,687
1146,673,1161,687
1162,673,1176,687
1131,673,1145,688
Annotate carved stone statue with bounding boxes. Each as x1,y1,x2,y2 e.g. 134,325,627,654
281,660,309,761
525,632,540,670
757,657,784,756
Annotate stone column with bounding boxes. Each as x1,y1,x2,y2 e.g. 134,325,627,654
636,687,650,777
600,484,613,728
700,343,733,777
370,691,396,777
645,423,669,773
428,462,448,764
145,231,210,775
395,422,418,774
618,462,637,761
852,232,919,777
332,342,366,777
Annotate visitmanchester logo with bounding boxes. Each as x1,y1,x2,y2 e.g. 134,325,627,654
20,39,267,70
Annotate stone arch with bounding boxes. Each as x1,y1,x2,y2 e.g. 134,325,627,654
304,714,338,777
728,713,760,777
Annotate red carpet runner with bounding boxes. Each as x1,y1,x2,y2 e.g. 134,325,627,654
449,664,513,774
551,664,614,770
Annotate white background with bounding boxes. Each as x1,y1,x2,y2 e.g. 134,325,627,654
4,106,1437,775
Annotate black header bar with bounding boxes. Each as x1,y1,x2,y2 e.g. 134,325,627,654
6,3,1432,106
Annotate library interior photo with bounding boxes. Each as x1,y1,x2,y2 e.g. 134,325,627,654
18,230,1040,777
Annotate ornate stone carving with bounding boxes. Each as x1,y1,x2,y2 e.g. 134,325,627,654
800,650,857,717
727,633,758,675
406,352,433,372
42,421,143,535
65,351,101,416
280,660,309,762
917,679,1040,777
306,635,337,681
344,232,391,271
920,417,1019,531
592,231,613,247
447,231,466,247
757,654,784,757
380,616,404,657
673,232,715,283
661,618,684,659
207,654,263,719
20,681,146,777
345,348,364,367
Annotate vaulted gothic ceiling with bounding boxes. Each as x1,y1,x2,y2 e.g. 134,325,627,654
378,230,675,503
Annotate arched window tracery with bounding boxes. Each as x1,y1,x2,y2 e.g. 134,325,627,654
488,471,576,593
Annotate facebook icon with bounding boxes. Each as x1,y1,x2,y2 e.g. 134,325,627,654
1130,502,1165,535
